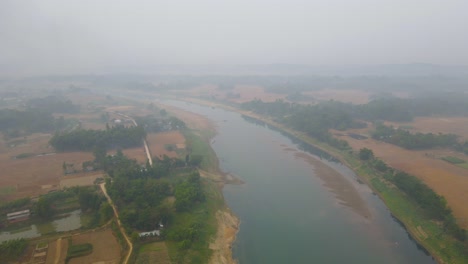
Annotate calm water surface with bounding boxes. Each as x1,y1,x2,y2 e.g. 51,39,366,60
0,209,82,242
166,100,435,264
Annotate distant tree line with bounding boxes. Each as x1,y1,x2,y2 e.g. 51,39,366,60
50,125,146,151
0,108,65,137
242,97,468,151
241,99,363,150
358,148,466,241
372,124,460,150
27,95,80,114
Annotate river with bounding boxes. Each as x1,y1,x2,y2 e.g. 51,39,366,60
163,100,435,264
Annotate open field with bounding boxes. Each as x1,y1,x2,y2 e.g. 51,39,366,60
0,133,95,202
333,128,468,229
136,242,171,264
303,88,371,104
68,229,121,264
46,238,68,264
385,116,468,140
59,174,103,188
146,131,186,159
175,85,379,105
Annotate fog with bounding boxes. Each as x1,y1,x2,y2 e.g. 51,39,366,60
1,0,468,76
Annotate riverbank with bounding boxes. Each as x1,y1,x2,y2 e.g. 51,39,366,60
177,97,467,264
156,102,241,264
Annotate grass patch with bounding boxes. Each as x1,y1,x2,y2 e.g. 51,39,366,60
0,186,16,196
15,153,35,159
183,129,218,172
442,156,466,164
165,131,222,264
36,241,48,249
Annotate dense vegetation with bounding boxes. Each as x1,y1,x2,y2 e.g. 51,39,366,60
372,124,460,150
0,108,63,137
0,239,27,263
358,148,466,241
242,99,361,150
27,95,80,114
0,96,81,138
50,125,146,151
101,149,204,231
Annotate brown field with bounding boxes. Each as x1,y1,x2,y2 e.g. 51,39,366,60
229,85,286,103
176,84,286,103
0,133,98,202
68,229,121,264
106,147,149,164
46,238,68,264
156,103,214,133
60,174,103,188
303,88,371,104
385,116,468,140
333,127,468,228
146,131,186,159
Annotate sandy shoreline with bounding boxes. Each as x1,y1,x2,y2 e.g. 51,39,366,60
209,209,240,264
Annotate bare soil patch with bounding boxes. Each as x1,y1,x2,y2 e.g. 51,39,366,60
146,131,186,159
334,129,468,228
46,238,68,264
209,210,239,264
68,229,121,264
107,147,148,164
60,174,103,188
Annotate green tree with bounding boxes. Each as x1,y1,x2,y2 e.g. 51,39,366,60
359,148,374,160
36,197,53,218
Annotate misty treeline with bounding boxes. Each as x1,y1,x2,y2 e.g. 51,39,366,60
359,148,466,241
373,124,468,154
50,125,145,151
0,96,80,137
241,95,468,150
74,74,468,94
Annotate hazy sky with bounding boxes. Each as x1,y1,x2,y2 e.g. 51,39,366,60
1,0,467,75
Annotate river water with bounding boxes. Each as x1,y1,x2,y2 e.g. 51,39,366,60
164,100,435,264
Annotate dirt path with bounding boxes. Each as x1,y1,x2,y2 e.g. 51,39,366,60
54,238,62,264
100,183,133,264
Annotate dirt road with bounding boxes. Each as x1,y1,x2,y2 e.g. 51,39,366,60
100,183,133,264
